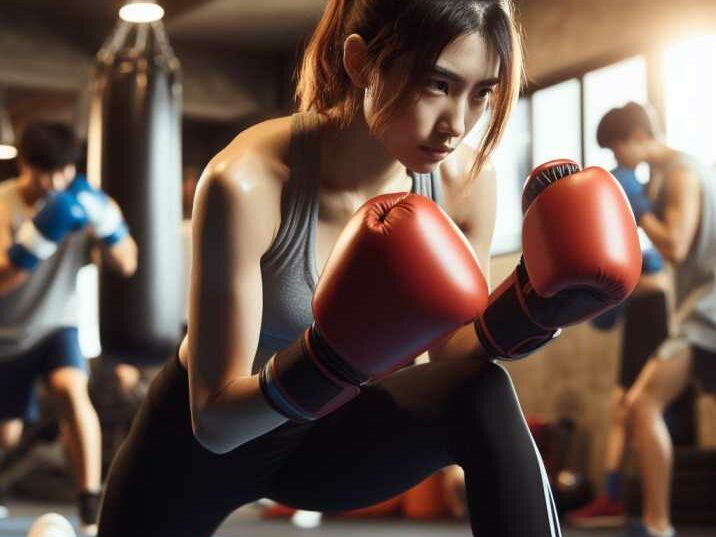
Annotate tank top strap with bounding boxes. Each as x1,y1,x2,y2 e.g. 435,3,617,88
261,112,321,269
410,169,445,208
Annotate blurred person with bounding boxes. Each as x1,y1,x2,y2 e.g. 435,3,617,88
589,102,715,537
0,121,137,535
567,115,670,528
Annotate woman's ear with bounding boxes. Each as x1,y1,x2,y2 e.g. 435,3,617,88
343,34,370,89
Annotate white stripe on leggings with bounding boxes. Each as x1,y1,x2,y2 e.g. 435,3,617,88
527,431,562,537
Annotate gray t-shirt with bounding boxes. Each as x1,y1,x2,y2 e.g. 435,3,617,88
0,180,91,360
656,154,716,351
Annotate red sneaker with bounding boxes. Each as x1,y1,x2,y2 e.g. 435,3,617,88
566,495,626,528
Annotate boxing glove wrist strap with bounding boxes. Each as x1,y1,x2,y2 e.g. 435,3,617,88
8,244,43,271
259,326,361,422
474,269,560,360
307,325,369,386
7,219,60,270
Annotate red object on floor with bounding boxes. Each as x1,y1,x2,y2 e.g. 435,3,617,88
338,496,403,518
260,496,403,519
261,503,297,519
565,495,626,528
401,473,450,520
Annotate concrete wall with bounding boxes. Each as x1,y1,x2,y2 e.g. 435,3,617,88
518,0,716,86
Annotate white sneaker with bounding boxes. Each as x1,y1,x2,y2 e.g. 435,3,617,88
27,513,76,537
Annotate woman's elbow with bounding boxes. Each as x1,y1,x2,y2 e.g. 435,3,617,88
190,407,232,455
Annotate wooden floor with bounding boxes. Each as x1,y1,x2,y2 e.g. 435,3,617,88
1,501,714,537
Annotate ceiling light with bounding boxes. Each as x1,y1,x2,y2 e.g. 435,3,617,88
0,145,17,160
119,1,165,23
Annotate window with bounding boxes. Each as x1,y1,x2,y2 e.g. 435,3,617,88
583,56,648,169
532,78,582,166
663,34,716,166
465,98,530,256
491,98,530,255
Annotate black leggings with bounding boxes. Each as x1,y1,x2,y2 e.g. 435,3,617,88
98,355,560,537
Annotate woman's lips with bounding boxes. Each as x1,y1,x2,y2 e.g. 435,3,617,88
420,145,452,160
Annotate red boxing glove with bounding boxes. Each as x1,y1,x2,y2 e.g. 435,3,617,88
261,193,488,421
475,159,642,359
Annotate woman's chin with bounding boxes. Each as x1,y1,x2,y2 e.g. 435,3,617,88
400,157,439,175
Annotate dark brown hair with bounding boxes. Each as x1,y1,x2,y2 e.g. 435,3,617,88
596,102,657,148
19,121,79,172
296,0,524,181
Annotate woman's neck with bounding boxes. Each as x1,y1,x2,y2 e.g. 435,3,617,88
318,113,409,198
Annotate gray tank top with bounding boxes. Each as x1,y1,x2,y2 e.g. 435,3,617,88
252,112,445,372
0,180,90,360
656,153,716,351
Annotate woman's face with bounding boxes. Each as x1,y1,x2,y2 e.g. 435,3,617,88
367,32,500,173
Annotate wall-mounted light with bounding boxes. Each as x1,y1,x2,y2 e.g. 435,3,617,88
0,89,17,160
119,0,165,23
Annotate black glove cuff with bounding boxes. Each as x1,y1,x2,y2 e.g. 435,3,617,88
259,328,361,422
475,270,560,360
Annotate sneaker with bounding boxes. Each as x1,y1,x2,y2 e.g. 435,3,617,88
27,513,76,537
566,494,626,528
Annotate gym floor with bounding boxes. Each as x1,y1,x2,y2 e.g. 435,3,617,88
1,501,714,537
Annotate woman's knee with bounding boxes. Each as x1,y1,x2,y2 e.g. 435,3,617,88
468,360,515,396
454,360,523,420
444,360,538,468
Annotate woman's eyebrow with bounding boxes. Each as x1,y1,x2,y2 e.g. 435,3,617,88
430,65,499,87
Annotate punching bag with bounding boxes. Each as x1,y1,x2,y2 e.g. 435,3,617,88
88,21,183,365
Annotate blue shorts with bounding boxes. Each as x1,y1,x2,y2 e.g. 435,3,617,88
0,327,86,420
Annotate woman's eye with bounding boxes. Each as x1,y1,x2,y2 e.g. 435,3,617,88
426,78,449,94
473,87,494,103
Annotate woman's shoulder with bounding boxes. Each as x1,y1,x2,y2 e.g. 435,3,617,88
198,115,296,210
208,115,294,185
192,116,298,254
